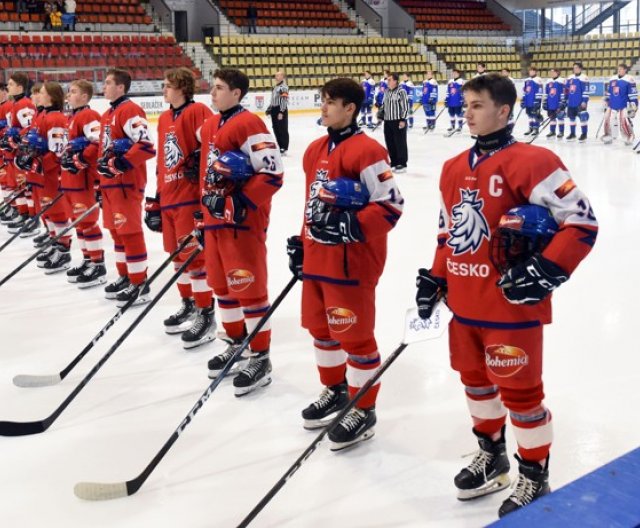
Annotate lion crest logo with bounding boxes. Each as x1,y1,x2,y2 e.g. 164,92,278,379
164,131,183,170
447,188,490,255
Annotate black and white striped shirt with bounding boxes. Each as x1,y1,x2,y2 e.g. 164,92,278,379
268,81,289,113
382,86,408,121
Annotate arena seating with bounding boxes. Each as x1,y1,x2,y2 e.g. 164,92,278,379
398,0,509,32
0,33,198,83
419,36,521,78
0,0,152,25
528,33,640,79
216,0,355,30
206,35,435,90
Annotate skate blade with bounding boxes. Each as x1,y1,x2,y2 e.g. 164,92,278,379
77,277,107,289
207,361,246,380
36,261,48,268
164,320,195,335
116,294,150,309
44,264,71,275
457,473,511,501
67,275,79,283
182,333,215,350
329,428,375,452
104,290,122,300
303,412,341,431
234,375,272,397
20,230,41,238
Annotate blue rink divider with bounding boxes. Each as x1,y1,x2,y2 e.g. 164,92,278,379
488,447,640,528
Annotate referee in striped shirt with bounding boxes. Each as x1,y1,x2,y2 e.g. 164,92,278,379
267,70,289,155
381,72,409,172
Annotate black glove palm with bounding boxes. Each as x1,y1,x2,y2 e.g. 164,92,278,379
415,268,446,320
309,211,364,245
144,196,162,232
497,254,568,305
286,235,304,280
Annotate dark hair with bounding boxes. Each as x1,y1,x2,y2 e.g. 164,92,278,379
321,78,364,116
364,70,371,76
42,81,65,110
9,72,29,91
106,68,132,93
529,66,538,72
550,68,559,74
388,72,400,82
452,69,461,75
214,68,249,100
462,73,517,113
501,68,510,73
477,62,486,68
619,63,629,71
0,83,7,91
30,82,43,96
573,62,583,69
164,67,196,100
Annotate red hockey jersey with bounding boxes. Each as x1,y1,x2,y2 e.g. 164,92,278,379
60,106,101,192
199,107,283,235
6,95,36,161
157,101,212,209
98,97,155,193
302,130,403,286
25,109,68,189
431,142,598,327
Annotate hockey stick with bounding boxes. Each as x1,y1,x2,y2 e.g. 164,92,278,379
0,192,63,253
424,106,445,134
73,275,299,501
595,113,606,139
237,302,453,527
12,234,198,388
512,107,524,129
0,188,26,214
0,202,99,288
0,247,203,437
525,116,552,145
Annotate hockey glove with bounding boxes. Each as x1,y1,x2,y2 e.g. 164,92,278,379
97,155,130,179
497,254,568,305
61,151,89,174
520,99,525,108
14,153,42,174
309,210,364,245
628,104,637,119
286,235,304,280
93,183,102,208
144,196,162,233
202,192,247,224
416,268,446,320
193,210,205,247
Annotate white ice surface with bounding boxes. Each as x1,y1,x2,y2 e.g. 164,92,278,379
1,112,639,528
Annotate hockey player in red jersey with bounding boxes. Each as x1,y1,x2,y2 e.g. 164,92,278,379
0,83,14,222
287,78,403,450
98,68,156,307
61,79,106,287
0,73,36,231
200,68,283,396
17,82,72,274
146,67,215,349
415,74,598,518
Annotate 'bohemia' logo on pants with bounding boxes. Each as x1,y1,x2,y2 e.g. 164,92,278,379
178,234,200,258
326,307,358,333
227,269,255,292
72,202,88,215
113,212,127,229
485,345,529,377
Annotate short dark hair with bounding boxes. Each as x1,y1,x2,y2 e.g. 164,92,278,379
43,81,65,111
462,73,517,113
619,63,629,71
164,67,196,100
501,68,510,74
9,72,29,91
452,69,461,75
388,72,400,82
106,68,132,93
573,62,583,69
477,62,486,68
0,83,7,91
214,68,249,100
529,66,538,73
321,78,364,116
550,68,559,74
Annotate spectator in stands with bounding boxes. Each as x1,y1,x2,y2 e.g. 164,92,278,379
266,70,289,155
16,0,28,14
381,72,409,173
43,2,53,30
64,0,76,31
247,3,258,34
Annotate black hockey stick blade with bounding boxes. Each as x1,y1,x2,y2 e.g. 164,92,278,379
0,188,26,214
0,248,202,437
74,275,299,501
237,302,453,527
12,234,197,388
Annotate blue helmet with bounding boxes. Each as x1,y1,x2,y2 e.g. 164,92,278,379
212,150,253,181
22,129,48,155
490,204,558,274
318,177,370,210
111,138,134,156
67,136,91,153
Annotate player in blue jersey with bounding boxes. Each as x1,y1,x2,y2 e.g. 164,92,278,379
359,70,376,128
544,68,566,139
565,62,590,142
445,69,465,134
602,63,637,145
421,70,439,131
401,73,416,128
521,66,543,136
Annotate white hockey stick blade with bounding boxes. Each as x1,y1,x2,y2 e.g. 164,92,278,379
13,373,63,388
74,481,128,501
403,301,453,344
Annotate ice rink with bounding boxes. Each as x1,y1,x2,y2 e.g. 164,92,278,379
1,109,639,528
